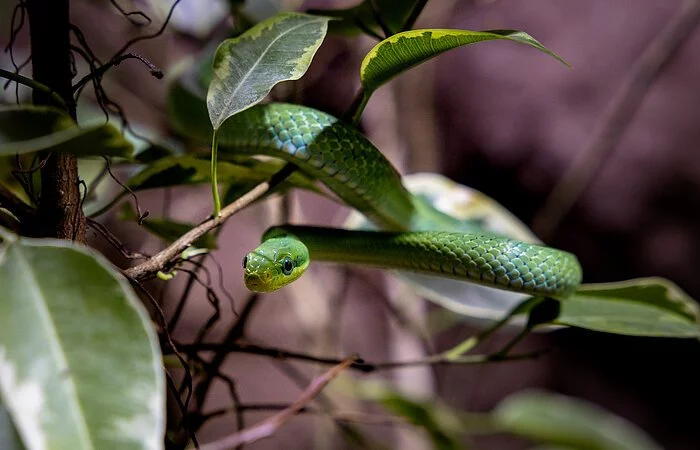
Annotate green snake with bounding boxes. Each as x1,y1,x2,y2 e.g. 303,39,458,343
215,103,582,297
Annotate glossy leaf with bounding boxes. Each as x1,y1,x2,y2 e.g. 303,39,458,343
207,12,329,129
361,29,568,98
0,230,164,449
496,390,662,450
557,278,700,337
0,106,133,157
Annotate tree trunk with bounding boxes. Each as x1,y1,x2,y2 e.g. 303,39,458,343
26,0,86,241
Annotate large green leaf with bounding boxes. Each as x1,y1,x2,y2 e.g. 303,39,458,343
0,230,164,449
495,390,662,450
556,278,700,337
0,106,133,158
358,29,567,112
207,12,329,129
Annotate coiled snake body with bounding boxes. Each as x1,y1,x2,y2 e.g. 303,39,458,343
215,103,582,297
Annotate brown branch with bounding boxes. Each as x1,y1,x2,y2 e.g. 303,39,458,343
123,163,297,281
533,0,700,238
26,0,86,241
205,403,412,428
198,355,358,450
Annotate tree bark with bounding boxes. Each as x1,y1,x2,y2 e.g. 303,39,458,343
26,0,86,241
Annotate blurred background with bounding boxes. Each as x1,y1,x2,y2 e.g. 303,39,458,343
3,0,700,448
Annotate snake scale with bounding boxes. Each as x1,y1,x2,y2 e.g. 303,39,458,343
214,103,582,298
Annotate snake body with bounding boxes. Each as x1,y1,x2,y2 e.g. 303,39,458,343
217,103,582,297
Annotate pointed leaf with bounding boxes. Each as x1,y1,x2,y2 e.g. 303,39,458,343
361,29,568,97
495,390,662,450
556,278,700,337
0,106,133,157
207,12,329,129
0,231,164,449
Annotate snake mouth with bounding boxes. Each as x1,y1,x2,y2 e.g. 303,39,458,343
244,273,275,293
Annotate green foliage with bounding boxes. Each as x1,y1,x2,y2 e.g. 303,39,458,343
495,390,662,450
351,29,568,122
557,278,700,337
0,106,133,157
0,229,164,450
206,12,329,130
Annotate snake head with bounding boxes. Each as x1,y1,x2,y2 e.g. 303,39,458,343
243,236,309,292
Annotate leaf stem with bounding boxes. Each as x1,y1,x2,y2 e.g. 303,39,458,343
210,131,221,216
344,88,370,126
0,68,69,110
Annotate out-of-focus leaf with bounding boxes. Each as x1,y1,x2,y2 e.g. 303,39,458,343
239,0,304,22
360,29,568,104
355,381,474,450
556,278,700,337
167,75,213,142
126,155,322,195
310,0,422,36
0,106,133,157
495,390,662,450
0,229,164,450
119,203,217,249
207,12,329,129
373,0,422,34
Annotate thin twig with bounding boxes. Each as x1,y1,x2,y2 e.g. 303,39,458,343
175,341,549,373
123,163,297,281
110,0,182,60
533,0,700,238
72,52,163,93
197,355,358,450
0,67,69,109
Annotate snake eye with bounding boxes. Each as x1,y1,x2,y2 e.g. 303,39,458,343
282,256,294,275
242,255,248,269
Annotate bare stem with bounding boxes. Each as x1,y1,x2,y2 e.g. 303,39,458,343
197,355,358,450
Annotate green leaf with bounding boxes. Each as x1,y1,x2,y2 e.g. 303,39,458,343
0,231,164,449
557,278,700,337
125,155,322,195
495,390,662,450
360,29,568,99
167,63,214,141
206,12,329,130
356,382,472,450
372,0,423,34
119,202,217,249
310,0,422,37
0,106,133,158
